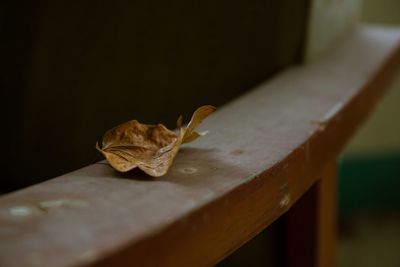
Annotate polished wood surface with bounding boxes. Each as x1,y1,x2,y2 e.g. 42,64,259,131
0,26,399,267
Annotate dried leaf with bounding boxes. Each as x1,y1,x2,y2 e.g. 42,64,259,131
96,105,216,176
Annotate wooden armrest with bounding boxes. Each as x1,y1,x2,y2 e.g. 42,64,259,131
1,25,400,267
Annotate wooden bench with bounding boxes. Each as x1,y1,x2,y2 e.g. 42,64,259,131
1,25,399,267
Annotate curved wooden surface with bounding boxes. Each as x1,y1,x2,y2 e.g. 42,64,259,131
1,26,400,267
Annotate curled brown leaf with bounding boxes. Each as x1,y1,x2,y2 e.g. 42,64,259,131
96,105,216,176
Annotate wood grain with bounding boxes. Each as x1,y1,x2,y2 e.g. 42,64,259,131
285,161,337,267
0,26,399,267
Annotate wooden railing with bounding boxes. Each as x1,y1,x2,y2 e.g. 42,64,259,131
1,25,400,267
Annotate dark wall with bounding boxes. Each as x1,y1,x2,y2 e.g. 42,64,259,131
1,0,309,192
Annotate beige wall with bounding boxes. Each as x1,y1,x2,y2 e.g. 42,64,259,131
343,0,400,156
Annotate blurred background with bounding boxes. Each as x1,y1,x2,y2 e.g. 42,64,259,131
338,0,400,266
0,0,308,192
1,0,399,266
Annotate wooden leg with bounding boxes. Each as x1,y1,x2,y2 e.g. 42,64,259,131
285,161,337,267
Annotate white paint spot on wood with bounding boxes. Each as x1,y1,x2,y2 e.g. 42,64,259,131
310,120,327,131
179,166,198,174
279,194,291,208
39,198,89,210
9,206,36,217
